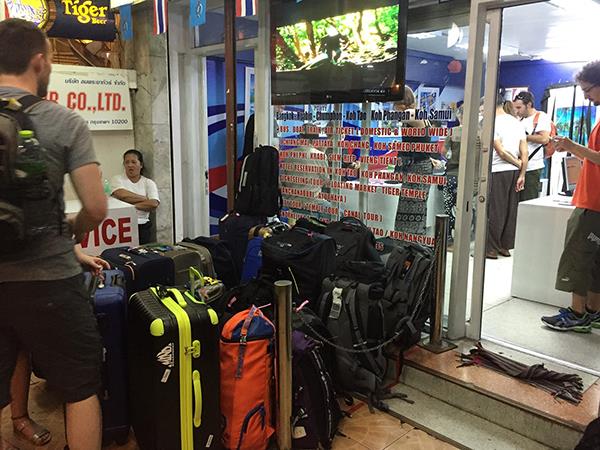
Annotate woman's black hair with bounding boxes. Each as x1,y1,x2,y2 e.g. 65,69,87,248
123,149,144,174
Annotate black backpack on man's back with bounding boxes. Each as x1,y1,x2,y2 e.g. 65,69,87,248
235,145,281,217
0,95,59,255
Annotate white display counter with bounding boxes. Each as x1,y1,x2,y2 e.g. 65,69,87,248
66,197,139,256
511,195,574,307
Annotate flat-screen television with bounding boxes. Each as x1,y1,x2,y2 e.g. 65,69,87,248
271,0,408,105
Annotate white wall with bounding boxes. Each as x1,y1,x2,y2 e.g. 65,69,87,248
64,130,135,200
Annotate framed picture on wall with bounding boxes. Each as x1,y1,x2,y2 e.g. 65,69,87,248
417,86,439,111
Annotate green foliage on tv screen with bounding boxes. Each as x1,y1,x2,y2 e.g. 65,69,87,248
275,5,399,72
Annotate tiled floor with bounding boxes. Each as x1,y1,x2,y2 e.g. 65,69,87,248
0,377,456,450
336,401,457,450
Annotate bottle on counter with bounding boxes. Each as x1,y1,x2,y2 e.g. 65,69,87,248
104,178,112,195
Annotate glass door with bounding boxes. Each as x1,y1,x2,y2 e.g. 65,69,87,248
448,0,545,340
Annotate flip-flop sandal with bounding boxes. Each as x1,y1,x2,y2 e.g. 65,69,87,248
12,415,52,447
0,439,20,450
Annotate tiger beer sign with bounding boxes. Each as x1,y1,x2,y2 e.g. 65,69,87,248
5,0,116,41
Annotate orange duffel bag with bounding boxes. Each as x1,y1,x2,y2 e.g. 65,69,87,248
220,306,275,450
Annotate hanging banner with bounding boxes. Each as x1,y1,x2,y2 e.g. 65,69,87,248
153,0,166,34
46,65,133,131
235,0,256,17
189,0,204,27
1,0,7,20
119,2,132,40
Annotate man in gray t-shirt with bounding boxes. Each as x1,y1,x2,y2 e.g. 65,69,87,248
0,19,107,450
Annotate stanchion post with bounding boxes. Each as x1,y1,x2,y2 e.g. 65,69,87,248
274,280,293,450
420,214,457,353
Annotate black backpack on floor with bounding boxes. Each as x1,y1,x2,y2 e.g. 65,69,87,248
261,227,336,305
324,218,381,271
292,331,342,450
213,277,275,326
294,216,328,234
218,211,265,279
318,275,388,407
235,145,281,217
383,243,435,349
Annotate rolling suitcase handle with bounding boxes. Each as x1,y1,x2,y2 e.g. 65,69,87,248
189,267,206,291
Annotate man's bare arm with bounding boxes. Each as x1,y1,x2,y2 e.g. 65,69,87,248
69,164,107,241
527,130,550,145
555,137,600,165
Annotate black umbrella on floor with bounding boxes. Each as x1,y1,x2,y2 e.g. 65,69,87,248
459,342,584,404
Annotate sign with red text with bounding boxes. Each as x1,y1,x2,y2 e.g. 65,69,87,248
66,198,139,255
47,65,133,131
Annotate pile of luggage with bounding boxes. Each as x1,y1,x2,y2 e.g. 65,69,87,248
84,212,435,450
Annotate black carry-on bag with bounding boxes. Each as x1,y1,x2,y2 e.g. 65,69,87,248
261,227,336,305
128,283,221,450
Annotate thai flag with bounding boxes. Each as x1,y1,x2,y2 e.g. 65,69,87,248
154,0,168,34
1,0,8,20
236,0,257,17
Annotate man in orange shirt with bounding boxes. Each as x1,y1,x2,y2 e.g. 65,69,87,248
542,61,600,332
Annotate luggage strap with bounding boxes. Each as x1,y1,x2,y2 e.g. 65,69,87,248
347,286,381,375
236,305,259,378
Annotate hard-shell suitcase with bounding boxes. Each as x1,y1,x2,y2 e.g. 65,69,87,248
176,241,217,279
84,269,130,446
143,243,214,286
181,237,239,288
101,247,175,297
128,287,221,450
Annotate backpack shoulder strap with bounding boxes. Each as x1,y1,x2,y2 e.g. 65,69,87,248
19,95,43,111
0,95,43,131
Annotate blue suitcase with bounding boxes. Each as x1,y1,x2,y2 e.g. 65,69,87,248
85,269,130,446
101,246,175,297
241,236,263,282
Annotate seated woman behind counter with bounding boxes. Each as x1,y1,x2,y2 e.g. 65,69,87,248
111,149,159,244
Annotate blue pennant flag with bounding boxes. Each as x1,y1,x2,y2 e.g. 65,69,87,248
190,0,206,27
120,4,133,41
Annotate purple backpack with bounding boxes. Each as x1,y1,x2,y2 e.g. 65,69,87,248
292,331,341,449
